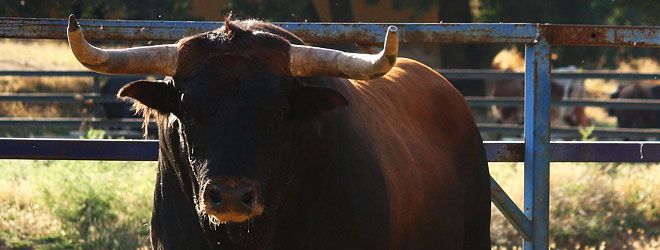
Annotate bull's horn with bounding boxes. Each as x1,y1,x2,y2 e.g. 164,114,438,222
289,25,398,80
67,14,179,76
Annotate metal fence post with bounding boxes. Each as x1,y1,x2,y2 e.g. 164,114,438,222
523,34,551,250
92,75,100,93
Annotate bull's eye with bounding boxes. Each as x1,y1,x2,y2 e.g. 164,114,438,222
208,187,222,206
242,191,255,205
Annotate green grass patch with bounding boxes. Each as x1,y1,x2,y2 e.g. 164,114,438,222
0,160,156,249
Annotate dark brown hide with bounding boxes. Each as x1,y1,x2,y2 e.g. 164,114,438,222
609,83,660,129
120,19,490,250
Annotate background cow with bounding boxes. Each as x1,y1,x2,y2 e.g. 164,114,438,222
490,73,589,128
489,49,589,133
67,15,491,249
609,83,660,129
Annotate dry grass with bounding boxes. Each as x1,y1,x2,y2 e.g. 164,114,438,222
490,162,660,249
0,39,84,70
0,39,95,120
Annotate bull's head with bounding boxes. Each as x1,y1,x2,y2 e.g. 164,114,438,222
67,15,398,224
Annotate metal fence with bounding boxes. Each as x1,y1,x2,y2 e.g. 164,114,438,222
2,69,659,139
1,17,659,250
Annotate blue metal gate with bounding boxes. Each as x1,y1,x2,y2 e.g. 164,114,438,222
1,17,659,249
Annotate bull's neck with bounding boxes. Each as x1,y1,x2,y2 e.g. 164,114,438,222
265,112,389,249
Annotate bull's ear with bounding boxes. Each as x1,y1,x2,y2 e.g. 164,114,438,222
118,80,173,113
290,85,348,119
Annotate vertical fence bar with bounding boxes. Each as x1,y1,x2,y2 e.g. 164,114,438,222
523,35,551,250
92,75,100,93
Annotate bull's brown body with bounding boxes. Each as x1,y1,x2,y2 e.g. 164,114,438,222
67,16,490,249
330,58,491,249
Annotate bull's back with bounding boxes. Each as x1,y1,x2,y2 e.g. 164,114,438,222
335,58,490,249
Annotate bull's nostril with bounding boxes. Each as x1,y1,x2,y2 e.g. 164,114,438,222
242,191,255,206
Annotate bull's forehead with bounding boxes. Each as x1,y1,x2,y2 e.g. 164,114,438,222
174,24,292,78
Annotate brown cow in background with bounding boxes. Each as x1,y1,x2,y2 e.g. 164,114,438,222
489,48,589,130
609,83,660,129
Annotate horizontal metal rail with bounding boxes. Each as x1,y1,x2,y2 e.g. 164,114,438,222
467,97,660,109
3,69,657,80
0,118,656,139
0,138,656,162
438,69,660,80
0,17,538,44
486,141,659,162
480,123,660,139
2,94,659,110
0,118,146,127
0,93,116,103
2,17,659,47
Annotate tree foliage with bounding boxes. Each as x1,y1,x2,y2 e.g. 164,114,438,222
1,0,193,20
228,0,319,22
476,0,659,67
477,0,658,26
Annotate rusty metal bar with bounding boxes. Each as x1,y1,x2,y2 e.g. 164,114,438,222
2,17,658,47
0,17,539,44
549,25,660,47
2,69,657,80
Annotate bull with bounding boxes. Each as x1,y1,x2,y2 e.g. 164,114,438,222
67,14,490,249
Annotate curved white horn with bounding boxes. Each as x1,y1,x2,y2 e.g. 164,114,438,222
289,25,398,80
67,14,179,76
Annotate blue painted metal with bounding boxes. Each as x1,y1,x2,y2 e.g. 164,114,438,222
484,141,660,162
3,18,658,46
523,37,552,249
0,138,158,161
1,17,540,44
490,176,533,240
3,69,658,80
437,69,660,80
478,123,660,140
0,118,146,127
0,93,117,103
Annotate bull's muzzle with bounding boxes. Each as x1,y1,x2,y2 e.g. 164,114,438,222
201,177,264,223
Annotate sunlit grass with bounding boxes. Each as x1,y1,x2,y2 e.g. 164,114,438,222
0,160,156,249
0,39,84,70
490,162,660,249
1,160,658,249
